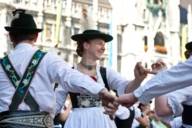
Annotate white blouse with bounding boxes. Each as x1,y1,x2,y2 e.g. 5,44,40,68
62,65,130,128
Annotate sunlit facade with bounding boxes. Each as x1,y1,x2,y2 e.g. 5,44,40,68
0,0,191,79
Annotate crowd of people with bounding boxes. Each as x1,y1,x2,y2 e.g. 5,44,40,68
0,9,192,128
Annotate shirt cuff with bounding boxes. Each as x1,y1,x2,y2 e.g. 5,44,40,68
133,87,151,104
133,87,143,100
167,97,183,116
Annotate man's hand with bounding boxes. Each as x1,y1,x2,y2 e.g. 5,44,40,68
99,89,117,106
134,62,150,82
99,89,118,119
103,102,118,119
150,59,167,74
125,62,150,93
116,93,138,107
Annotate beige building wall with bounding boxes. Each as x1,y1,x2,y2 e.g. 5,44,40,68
0,0,188,81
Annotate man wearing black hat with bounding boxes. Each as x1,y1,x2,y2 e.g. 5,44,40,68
0,9,117,128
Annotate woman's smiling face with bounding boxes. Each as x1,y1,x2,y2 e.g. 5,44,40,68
83,38,106,60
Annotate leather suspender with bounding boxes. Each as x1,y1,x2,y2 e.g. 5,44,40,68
100,66,110,90
0,50,46,111
100,66,117,94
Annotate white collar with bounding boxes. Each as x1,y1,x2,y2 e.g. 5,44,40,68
14,42,34,50
74,64,105,87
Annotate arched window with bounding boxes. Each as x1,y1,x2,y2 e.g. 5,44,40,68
154,32,167,54
154,31,164,46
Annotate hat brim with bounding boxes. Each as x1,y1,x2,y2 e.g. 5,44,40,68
71,33,113,42
5,27,43,33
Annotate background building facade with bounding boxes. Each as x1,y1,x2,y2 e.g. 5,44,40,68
0,0,192,80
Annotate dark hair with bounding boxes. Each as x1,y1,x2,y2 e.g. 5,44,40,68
138,101,152,109
9,32,37,44
184,50,192,59
76,40,89,57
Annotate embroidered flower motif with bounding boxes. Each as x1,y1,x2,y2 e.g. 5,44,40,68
15,81,20,86
32,59,38,65
77,95,101,107
23,79,29,85
5,65,11,70
81,99,90,107
95,101,102,106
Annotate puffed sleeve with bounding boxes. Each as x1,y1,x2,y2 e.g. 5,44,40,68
46,52,105,95
106,67,129,95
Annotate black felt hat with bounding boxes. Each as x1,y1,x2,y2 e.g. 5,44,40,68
5,9,42,33
71,29,113,42
185,41,192,50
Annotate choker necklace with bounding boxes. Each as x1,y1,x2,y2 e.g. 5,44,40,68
80,61,96,70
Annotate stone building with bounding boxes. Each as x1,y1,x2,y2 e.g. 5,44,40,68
0,0,189,79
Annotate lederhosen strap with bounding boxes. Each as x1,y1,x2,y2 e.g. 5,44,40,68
0,50,46,111
182,104,192,126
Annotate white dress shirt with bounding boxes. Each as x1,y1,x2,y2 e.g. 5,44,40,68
170,116,182,128
133,57,192,128
0,42,104,117
166,86,192,116
164,86,192,128
133,56,192,103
